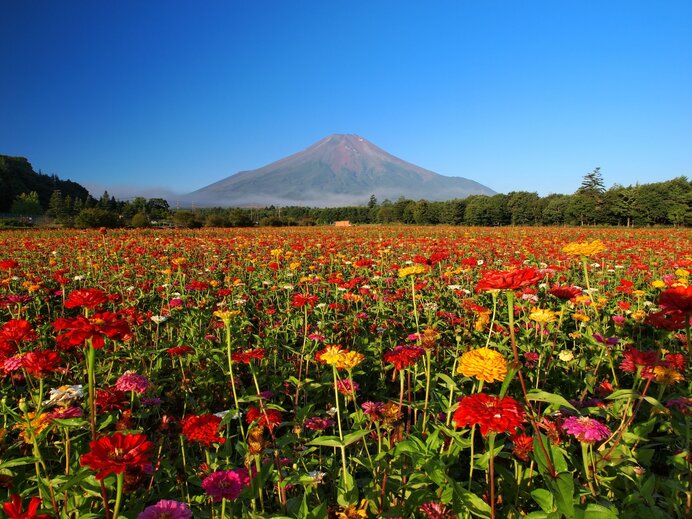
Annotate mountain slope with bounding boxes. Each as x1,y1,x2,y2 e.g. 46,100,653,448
189,134,495,207
0,155,90,212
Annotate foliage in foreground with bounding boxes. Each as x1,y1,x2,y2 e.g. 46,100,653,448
0,226,690,518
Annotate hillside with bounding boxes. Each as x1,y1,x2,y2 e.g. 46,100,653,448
0,155,90,212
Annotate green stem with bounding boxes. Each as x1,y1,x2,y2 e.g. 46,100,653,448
421,349,432,433
225,322,245,437
112,472,124,519
332,366,347,478
488,433,496,519
581,442,596,496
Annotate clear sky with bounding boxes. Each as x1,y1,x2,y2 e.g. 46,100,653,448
2,0,690,199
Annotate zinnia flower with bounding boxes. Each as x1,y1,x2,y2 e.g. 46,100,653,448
115,371,150,394
181,414,225,446
457,348,508,383
21,350,65,378
398,265,428,278
315,344,346,366
453,393,525,435
137,499,192,519
383,345,424,370
64,288,109,310
419,500,457,519
658,285,692,314
562,240,606,257
335,350,365,370
80,432,153,480
202,468,251,502
562,416,610,443
53,312,131,349
529,308,558,326
245,407,283,431
475,267,542,291
2,494,51,519
0,319,37,354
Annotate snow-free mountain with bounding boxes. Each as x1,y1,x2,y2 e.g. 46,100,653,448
188,134,495,207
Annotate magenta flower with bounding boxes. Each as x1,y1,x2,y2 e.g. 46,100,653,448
336,378,359,396
419,500,457,519
137,499,192,519
202,468,250,502
304,416,335,431
562,416,610,443
115,371,150,394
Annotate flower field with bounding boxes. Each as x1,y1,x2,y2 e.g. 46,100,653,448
0,226,690,519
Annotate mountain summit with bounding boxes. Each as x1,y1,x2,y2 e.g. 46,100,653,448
189,134,495,207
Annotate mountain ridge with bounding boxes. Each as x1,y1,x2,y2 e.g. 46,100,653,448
189,134,495,207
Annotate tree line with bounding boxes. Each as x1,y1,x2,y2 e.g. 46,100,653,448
4,168,691,228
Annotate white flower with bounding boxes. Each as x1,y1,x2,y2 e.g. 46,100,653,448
558,350,574,362
43,385,84,407
308,470,327,484
151,315,168,324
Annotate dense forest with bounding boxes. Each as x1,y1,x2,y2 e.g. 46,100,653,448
0,155,90,213
2,158,690,228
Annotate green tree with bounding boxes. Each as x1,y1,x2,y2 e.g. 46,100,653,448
130,212,150,228
11,191,42,215
74,208,120,228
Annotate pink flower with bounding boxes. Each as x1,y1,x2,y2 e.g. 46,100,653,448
202,468,250,502
562,416,610,443
336,378,359,396
304,416,335,431
115,371,150,394
138,500,192,519
419,500,457,519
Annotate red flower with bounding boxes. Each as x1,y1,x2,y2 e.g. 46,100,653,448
0,319,37,355
511,433,534,461
181,414,225,446
80,432,153,480
383,345,425,371
231,348,265,364
291,293,319,308
64,288,109,310
0,260,20,271
96,387,128,412
246,407,283,431
166,345,194,357
21,350,64,379
619,347,659,379
548,285,582,300
476,267,543,292
645,310,688,330
53,312,131,349
2,494,51,519
658,286,692,314
453,393,525,436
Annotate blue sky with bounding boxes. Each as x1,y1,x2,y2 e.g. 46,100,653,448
2,1,690,199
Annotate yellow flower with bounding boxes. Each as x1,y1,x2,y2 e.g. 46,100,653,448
398,265,428,278
15,412,50,444
631,309,646,322
572,312,590,322
337,499,369,519
336,350,365,370
317,345,345,366
675,268,689,278
632,290,646,298
653,366,684,385
457,347,508,383
562,240,606,257
651,279,666,288
213,309,241,324
529,307,557,326
289,261,301,270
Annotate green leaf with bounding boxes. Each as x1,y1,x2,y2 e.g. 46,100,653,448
574,503,619,519
605,389,640,400
547,472,574,519
453,482,492,519
435,372,458,392
0,456,36,470
531,488,555,513
337,468,358,507
343,429,370,447
533,434,568,475
527,389,578,413
306,435,343,448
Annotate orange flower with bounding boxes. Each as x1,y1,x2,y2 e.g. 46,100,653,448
457,348,508,383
